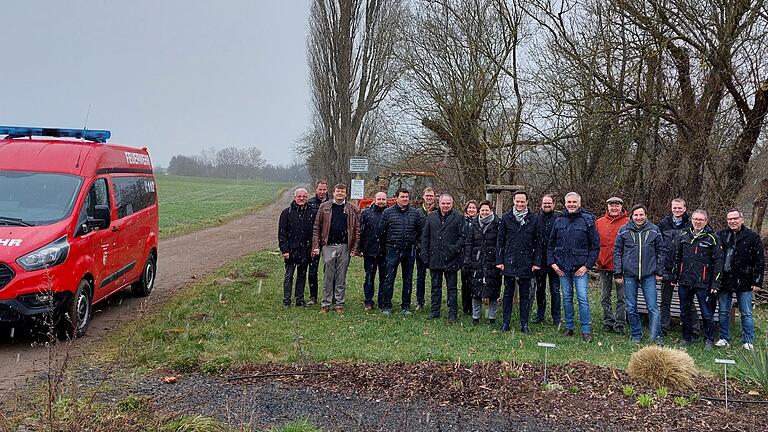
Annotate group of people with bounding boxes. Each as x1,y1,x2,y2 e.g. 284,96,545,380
278,180,764,350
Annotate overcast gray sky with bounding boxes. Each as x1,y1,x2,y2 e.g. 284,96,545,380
0,1,311,167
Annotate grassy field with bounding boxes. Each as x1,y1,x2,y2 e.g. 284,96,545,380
156,175,291,237
108,250,765,376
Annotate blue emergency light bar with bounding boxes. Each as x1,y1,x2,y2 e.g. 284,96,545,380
0,126,111,143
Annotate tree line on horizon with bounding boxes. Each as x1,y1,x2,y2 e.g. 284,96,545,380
166,146,309,183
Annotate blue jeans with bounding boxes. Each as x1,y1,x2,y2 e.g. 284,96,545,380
560,272,591,334
718,291,755,343
624,275,661,341
380,246,415,310
678,285,715,343
363,255,386,306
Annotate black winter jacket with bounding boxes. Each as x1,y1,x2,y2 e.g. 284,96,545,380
379,204,423,251
671,226,723,290
360,203,386,257
278,201,316,264
535,210,560,268
718,227,765,292
613,221,665,280
657,212,691,274
547,209,600,272
496,210,542,278
464,215,502,299
420,210,466,271
307,194,328,212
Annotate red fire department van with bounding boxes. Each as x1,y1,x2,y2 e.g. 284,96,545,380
0,127,158,338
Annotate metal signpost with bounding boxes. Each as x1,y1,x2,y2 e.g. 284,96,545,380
537,342,556,384
715,358,736,409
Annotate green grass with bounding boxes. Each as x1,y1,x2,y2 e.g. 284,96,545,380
110,250,765,375
156,175,291,237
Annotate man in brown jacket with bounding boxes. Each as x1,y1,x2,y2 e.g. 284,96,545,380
312,183,361,313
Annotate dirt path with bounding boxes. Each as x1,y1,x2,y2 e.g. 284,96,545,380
0,188,296,391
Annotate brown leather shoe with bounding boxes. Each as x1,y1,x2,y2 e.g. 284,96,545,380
319,306,329,314
581,332,593,342
335,306,344,314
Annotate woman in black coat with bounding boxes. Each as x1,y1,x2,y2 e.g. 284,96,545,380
461,200,478,315
464,201,501,324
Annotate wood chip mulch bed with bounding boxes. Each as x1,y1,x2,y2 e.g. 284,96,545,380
229,360,767,431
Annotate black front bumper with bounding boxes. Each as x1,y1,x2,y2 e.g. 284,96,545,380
0,292,72,322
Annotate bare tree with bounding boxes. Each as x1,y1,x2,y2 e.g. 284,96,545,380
305,0,406,185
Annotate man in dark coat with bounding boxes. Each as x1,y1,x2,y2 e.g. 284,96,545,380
496,191,542,332
306,180,328,305
421,194,466,321
360,192,388,310
671,209,723,349
534,194,561,325
548,192,601,341
379,188,422,315
715,209,764,350
656,198,693,336
278,188,316,307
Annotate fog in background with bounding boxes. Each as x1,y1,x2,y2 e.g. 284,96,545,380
0,1,311,167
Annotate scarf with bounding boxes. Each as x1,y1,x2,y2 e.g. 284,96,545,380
479,213,495,231
672,215,683,226
513,208,529,225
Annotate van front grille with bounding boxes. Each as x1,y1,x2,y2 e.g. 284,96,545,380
0,263,13,289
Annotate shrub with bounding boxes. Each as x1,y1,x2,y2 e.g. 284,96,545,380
622,384,635,397
636,394,655,408
674,396,690,407
627,346,697,390
656,387,669,398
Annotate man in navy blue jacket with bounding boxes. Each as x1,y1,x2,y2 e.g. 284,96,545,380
359,192,388,310
548,192,601,341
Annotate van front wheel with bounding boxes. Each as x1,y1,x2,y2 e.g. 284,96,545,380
131,253,156,297
63,279,92,339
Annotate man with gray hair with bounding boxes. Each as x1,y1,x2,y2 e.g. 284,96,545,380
671,209,723,349
421,194,466,322
278,188,316,307
548,192,601,341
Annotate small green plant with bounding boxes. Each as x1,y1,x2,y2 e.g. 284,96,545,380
569,385,580,394
736,341,768,393
542,382,565,391
674,396,690,407
636,394,655,408
655,386,669,398
269,419,323,432
117,394,149,412
499,369,520,378
161,415,227,432
689,393,701,402
622,384,635,397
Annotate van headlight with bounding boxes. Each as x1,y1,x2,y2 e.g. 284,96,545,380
16,236,70,271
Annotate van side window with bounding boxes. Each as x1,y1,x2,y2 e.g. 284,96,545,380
80,178,110,222
113,176,157,219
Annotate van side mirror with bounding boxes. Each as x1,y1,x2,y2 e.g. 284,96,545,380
93,205,111,229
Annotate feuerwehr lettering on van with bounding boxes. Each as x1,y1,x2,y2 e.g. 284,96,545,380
0,239,22,247
125,151,151,165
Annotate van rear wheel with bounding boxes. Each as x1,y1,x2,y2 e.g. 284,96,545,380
131,253,156,297
62,279,92,339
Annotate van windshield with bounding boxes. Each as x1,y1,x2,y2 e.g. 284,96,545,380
0,171,83,226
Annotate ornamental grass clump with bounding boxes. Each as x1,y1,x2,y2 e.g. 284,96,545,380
627,345,698,390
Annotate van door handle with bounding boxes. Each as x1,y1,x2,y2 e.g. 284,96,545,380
111,226,119,232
